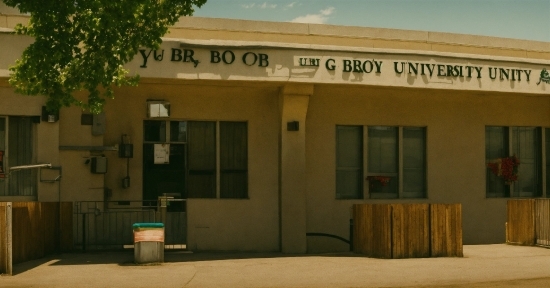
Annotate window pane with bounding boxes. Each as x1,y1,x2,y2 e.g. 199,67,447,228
144,121,166,142
220,122,248,199
486,126,508,197
512,127,541,197
336,170,363,199
8,117,35,196
336,126,362,199
170,121,187,142
337,126,362,168
368,126,397,173
368,126,397,198
403,127,426,198
187,121,216,198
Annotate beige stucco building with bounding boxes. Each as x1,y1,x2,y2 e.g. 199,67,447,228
1,6,550,253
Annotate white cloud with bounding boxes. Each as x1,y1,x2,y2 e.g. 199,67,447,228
320,7,334,16
259,2,277,9
286,2,296,9
242,2,277,9
291,6,335,24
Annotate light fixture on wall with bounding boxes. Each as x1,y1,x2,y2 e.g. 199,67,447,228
287,121,299,131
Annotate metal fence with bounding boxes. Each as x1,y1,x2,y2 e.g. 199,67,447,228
74,200,186,250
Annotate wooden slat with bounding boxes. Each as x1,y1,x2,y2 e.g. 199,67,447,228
507,199,535,245
0,204,6,274
429,204,463,257
391,204,430,258
59,202,73,252
536,199,550,247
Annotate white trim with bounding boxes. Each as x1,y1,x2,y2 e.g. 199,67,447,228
173,38,550,66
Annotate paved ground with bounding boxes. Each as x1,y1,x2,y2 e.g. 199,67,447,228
1,244,550,288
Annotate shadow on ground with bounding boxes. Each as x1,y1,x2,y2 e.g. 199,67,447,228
11,250,363,273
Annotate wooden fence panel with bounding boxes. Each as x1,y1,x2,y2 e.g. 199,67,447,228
353,204,392,258
536,199,550,247
392,204,430,258
8,202,73,265
506,199,535,245
430,203,463,257
60,202,73,252
0,203,6,274
354,203,462,258
42,202,58,255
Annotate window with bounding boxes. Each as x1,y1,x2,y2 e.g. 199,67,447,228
485,126,545,198
143,120,248,200
336,125,426,199
220,122,248,198
0,116,36,197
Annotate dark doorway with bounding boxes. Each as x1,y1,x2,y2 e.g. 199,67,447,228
143,143,186,211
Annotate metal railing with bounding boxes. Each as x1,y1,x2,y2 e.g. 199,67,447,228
74,199,186,251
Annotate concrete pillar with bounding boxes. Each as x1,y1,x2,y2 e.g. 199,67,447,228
279,84,312,254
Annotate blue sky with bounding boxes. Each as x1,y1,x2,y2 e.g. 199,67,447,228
193,0,550,42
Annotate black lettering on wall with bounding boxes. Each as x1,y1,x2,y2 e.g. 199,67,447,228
258,53,269,67
154,50,164,61
374,61,383,73
408,63,418,75
489,67,497,80
394,62,405,74
362,60,374,73
139,49,152,68
242,52,258,66
171,48,182,62
343,60,352,72
326,59,336,71
474,67,482,79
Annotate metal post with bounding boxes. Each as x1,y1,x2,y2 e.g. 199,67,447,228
6,202,12,275
349,218,354,252
82,214,86,251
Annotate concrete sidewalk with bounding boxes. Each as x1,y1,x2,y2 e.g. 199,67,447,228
1,244,550,288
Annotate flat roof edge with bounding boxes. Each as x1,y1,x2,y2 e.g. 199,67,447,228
174,17,550,53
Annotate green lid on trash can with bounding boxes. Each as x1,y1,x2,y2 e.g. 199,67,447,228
133,222,164,229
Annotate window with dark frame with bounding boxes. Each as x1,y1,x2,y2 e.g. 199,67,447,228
485,126,543,198
0,116,36,197
144,120,248,199
335,125,426,200
220,121,248,199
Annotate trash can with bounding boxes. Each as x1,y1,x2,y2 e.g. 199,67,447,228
133,223,165,264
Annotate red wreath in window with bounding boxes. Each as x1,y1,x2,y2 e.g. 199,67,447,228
366,176,391,187
487,156,520,185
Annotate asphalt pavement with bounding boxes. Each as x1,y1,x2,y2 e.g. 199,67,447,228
1,244,550,288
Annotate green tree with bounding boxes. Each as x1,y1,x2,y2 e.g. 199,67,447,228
3,0,207,114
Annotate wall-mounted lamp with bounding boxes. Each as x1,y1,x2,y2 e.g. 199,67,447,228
287,121,300,131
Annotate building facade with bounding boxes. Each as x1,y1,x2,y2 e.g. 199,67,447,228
1,8,550,253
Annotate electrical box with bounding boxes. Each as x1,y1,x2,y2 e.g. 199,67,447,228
92,112,106,135
91,157,108,174
119,144,134,158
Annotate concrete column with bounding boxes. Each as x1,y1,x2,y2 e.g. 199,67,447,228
279,84,312,254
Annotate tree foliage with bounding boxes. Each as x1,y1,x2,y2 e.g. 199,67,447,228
3,0,207,113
